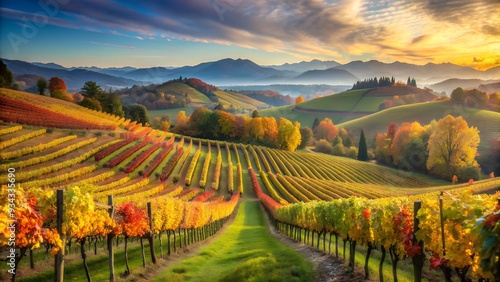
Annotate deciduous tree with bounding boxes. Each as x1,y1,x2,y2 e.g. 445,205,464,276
313,118,338,142
426,115,480,179
295,96,305,104
298,127,313,149
78,97,102,111
48,77,67,94
277,118,301,152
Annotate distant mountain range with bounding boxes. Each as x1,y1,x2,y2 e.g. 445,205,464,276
2,57,499,92
429,79,500,95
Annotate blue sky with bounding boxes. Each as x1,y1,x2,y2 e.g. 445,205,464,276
1,0,499,69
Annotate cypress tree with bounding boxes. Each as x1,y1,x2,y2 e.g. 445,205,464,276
357,129,368,161
312,117,320,130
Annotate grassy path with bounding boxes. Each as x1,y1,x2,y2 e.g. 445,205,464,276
153,200,314,282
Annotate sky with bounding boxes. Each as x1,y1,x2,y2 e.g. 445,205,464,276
0,0,499,70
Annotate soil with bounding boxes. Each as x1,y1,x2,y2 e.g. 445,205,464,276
260,203,369,282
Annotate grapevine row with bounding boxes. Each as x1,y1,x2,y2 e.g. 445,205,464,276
0,125,22,135
142,143,174,178
0,137,97,170
0,140,118,183
199,141,211,188
0,135,77,160
185,141,202,186
0,129,46,150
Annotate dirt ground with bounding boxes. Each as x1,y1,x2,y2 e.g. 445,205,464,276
260,204,369,282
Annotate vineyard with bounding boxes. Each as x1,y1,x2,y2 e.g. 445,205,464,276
1,90,499,281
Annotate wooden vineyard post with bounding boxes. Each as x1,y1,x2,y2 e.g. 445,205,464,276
412,201,425,282
147,202,157,264
107,195,115,282
55,189,64,282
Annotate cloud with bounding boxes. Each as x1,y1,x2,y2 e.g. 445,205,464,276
89,41,139,50
482,25,500,36
2,0,499,68
473,57,484,63
411,35,428,45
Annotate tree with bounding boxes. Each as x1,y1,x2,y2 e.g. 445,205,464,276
262,117,278,146
37,77,47,95
295,96,305,104
332,139,345,156
313,118,338,142
389,122,428,170
48,77,67,94
79,97,102,111
463,89,488,107
81,81,102,99
407,77,411,85
188,107,213,137
0,59,13,88
124,104,149,126
347,146,358,158
450,87,464,103
51,90,74,102
315,139,333,154
251,110,259,118
101,91,124,117
410,78,417,87
357,129,368,161
298,127,313,149
387,122,397,139
426,115,480,180
174,111,189,133
312,117,320,130
375,133,392,164
277,118,301,152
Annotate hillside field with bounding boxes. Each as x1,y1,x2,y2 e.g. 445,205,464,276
2,89,500,282
258,85,437,127
337,100,500,155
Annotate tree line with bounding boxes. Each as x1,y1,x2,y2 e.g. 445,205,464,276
351,76,417,90
171,107,302,152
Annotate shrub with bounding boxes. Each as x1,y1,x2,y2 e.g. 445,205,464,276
347,146,358,158
332,143,345,156
109,132,116,137
173,175,179,183
456,165,481,181
315,139,332,154
94,131,103,136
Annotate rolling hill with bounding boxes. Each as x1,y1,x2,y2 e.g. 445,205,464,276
336,100,500,156
291,68,359,84
258,85,436,127
429,78,500,95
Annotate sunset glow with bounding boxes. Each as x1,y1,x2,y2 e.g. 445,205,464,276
1,0,499,69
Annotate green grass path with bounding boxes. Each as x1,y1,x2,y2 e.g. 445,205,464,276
153,200,314,282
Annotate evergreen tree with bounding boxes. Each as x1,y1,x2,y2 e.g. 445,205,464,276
411,78,417,87
0,59,13,88
407,77,411,85
81,81,102,99
357,129,368,161
312,117,320,130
